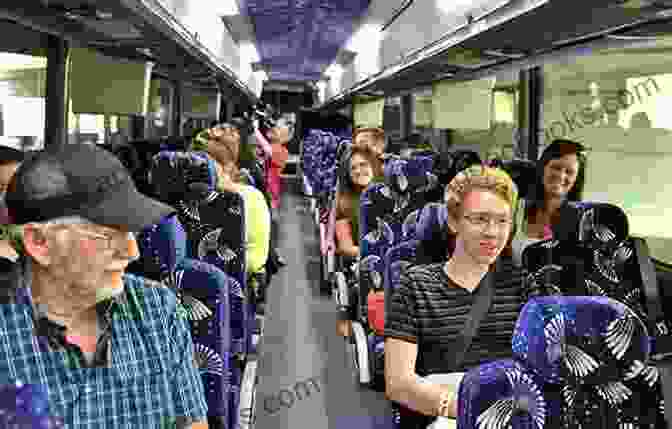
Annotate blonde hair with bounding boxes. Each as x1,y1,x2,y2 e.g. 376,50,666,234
444,165,518,222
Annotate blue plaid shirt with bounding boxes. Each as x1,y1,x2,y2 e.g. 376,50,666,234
0,257,208,428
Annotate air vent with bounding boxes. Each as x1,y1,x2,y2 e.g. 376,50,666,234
80,20,143,40
482,49,526,59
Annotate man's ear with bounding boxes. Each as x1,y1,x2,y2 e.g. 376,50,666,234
446,211,459,235
22,224,52,266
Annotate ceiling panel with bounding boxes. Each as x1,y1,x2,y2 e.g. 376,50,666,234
244,0,370,81
322,0,669,107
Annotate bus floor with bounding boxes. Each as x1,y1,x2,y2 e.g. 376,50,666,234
253,178,394,429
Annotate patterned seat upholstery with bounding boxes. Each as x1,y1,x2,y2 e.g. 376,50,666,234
150,150,248,356
520,201,669,429
357,156,438,391
459,294,652,429
512,295,650,429
414,202,451,265
134,213,233,429
0,380,64,428
149,151,250,429
499,159,537,200
457,359,547,429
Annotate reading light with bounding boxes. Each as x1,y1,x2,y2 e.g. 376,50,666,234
218,0,241,16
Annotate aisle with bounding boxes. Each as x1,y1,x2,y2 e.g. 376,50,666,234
254,179,394,429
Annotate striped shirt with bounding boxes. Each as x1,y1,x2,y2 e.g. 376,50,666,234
385,260,524,375
0,257,208,428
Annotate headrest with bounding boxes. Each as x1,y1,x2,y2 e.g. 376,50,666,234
383,156,437,195
431,150,482,186
415,202,448,242
384,240,418,293
136,213,187,283
512,295,649,385
553,201,629,244
149,151,218,204
500,159,537,200
457,360,546,429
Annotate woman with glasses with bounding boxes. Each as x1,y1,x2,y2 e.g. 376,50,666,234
385,165,523,428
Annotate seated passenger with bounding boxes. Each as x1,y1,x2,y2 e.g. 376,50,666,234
206,138,271,276
0,146,24,261
353,127,386,158
385,165,519,428
334,145,384,259
511,139,587,264
1,143,208,428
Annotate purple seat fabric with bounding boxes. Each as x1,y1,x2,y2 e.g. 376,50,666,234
0,380,64,428
134,214,233,428
512,295,652,429
150,150,248,358
457,359,548,429
383,240,419,296
415,203,448,244
520,201,667,428
359,157,439,392
512,296,650,385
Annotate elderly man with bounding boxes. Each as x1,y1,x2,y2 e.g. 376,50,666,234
0,143,208,428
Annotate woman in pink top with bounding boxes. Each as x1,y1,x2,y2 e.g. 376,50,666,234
511,139,587,265
264,123,292,210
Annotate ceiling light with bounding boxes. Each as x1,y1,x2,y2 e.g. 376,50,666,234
218,0,240,16
95,10,113,20
483,49,525,59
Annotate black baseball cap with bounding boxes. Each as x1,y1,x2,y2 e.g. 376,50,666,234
0,145,25,163
6,143,175,232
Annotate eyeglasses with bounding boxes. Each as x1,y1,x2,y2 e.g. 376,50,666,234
70,227,135,251
463,213,512,232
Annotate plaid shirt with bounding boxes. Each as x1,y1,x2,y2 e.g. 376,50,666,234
0,257,208,428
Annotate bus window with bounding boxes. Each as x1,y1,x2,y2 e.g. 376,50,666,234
0,51,47,150
541,40,672,263
412,70,519,160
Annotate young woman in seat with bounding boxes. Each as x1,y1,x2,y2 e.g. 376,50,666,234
385,165,520,428
511,139,587,264
334,145,383,338
334,145,384,259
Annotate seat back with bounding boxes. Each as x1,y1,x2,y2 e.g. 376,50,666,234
500,159,537,200
457,359,549,429
0,380,64,428
383,239,419,324
359,156,438,321
134,213,233,429
149,150,248,357
414,202,451,265
521,201,667,428
512,295,651,429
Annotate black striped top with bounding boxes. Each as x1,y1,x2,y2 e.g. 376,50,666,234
385,259,524,375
